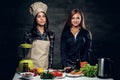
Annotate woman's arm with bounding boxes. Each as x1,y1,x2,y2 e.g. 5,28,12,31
23,32,32,44
61,32,68,68
84,30,92,63
48,32,55,68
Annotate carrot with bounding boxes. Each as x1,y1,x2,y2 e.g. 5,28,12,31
75,71,82,74
69,71,76,74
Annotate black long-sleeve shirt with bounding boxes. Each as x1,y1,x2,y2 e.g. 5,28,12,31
60,28,92,68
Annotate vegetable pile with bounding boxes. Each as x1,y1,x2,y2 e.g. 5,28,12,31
40,70,63,79
40,71,54,79
80,64,98,77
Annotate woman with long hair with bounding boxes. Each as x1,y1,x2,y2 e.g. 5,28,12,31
61,9,92,69
24,2,55,69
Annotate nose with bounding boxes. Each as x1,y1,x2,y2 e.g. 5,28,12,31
40,17,44,20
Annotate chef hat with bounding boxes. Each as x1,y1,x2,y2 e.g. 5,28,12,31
29,2,48,16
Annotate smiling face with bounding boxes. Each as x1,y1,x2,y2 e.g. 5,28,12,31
71,13,81,27
36,12,46,26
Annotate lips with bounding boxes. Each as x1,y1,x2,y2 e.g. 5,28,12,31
73,22,79,24
38,22,46,25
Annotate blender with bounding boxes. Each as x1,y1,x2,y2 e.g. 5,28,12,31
18,44,34,72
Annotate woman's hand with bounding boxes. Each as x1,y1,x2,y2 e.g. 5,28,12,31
64,67,74,73
64,67,71,71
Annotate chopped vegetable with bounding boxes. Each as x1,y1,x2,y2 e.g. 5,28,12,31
40,70,54,79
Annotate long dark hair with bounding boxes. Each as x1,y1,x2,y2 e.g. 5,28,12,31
63,9,86,32
31,12,49,37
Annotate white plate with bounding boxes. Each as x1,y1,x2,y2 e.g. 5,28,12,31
20,72,34,79
20,76,34,79
55,73,66,79
65,73,84,77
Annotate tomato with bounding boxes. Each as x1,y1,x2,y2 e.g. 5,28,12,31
56,71,63,77
50,71,57,77
50,71,63,77
29,68,38,76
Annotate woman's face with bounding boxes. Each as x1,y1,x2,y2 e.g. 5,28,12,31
71,13,81,27
36,12,46,26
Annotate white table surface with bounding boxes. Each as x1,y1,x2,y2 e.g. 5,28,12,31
12,72,114,80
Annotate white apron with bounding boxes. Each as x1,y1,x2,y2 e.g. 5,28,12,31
27,40,50,69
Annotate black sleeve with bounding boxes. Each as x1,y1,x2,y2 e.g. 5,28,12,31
84,30,92,63
48,32,55,68
23,32,32,44
60,32,68,68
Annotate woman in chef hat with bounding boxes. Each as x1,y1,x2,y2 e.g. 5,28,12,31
24,2,55,69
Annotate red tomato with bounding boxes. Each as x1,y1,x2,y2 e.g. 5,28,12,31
29,68,37,76
56,71,63,77
50,71,57,77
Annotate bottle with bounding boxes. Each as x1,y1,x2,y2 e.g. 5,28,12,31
23,62,29,72
75,59,80,70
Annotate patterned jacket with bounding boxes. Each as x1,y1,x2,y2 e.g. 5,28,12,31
23,29,55,68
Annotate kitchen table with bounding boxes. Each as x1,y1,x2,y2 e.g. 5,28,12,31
12,72,114,80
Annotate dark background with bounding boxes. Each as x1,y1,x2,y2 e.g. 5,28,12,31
0,0,120,80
